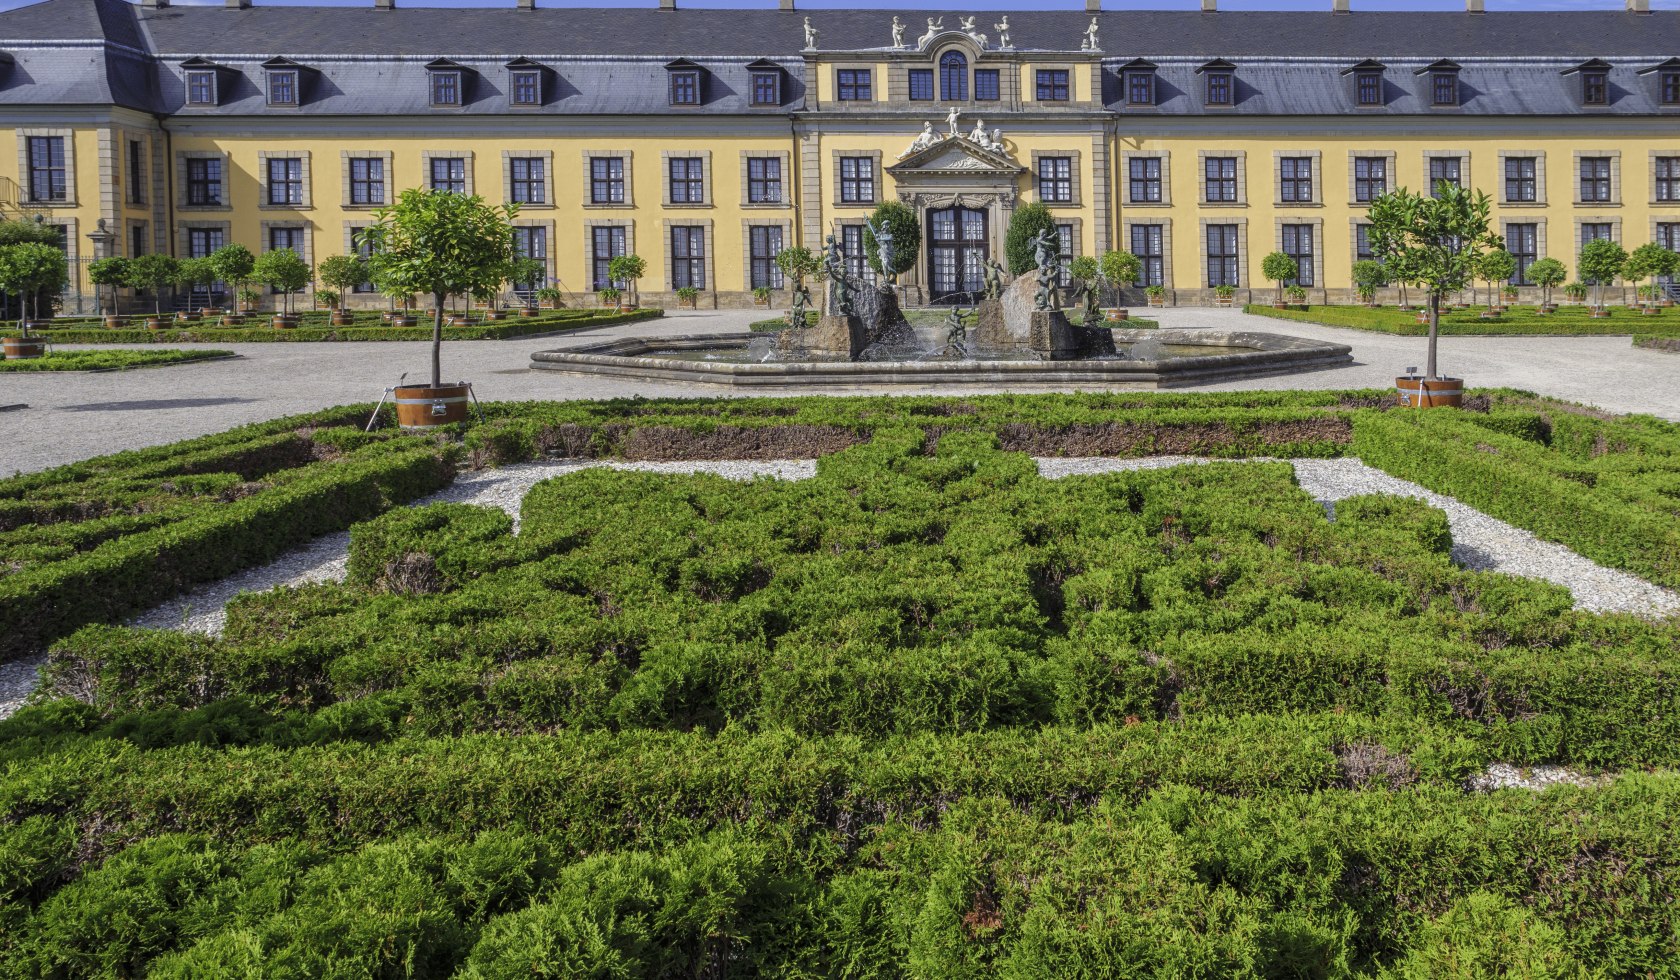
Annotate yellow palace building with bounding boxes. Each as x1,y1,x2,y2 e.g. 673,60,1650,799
3,0,1679,311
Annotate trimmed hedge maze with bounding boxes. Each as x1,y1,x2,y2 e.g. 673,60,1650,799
5,422,1680,975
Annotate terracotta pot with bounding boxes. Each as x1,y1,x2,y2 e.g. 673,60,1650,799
146,317,165,330
1539,303,1559,314
1641,305,1661,316
1590,307,1612,319
1106,309,1129,321
445,315,469,327
176,312,201,322
3,337,46,359
1396,375,1464,409
618,304,637,313
331,313,354,326
393,382,472,429
103,316,122,329
1215,298,1233,307
519,306,539,318
392,316,418,327
1147,297,1165,307
485,310,507,321
199,307,219,316
221,316,246,326
272,316,298,329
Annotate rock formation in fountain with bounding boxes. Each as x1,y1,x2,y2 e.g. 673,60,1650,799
971,272,1116,360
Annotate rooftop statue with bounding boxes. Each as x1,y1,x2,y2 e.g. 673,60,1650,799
891,16,906,49
994,16,1012,49
917,17,944,50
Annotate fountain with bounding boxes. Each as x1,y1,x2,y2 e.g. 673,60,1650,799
531,233,1352,388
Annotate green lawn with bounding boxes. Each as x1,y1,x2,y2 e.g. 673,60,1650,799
3,392,1679,974
0,348,235,372
0,308,660,344
1247,302,1680,337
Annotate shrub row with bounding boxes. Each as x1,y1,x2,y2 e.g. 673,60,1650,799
0,349,235,372
1246,302,1680,337
0,309,660,344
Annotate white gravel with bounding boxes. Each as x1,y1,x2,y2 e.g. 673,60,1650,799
1467,763,1613,793
1040,455,1680,619
2,452,1673,721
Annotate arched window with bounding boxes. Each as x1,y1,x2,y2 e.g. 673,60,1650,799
940,51,968,102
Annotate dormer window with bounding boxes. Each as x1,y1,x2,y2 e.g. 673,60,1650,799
426,59,468,107
747,60,782,107
1635,58,1680,106
1196,59,1236,107
1419,60,1461,107
1120,59,1157,107
267,69,297,106
1343,60,1386,107
1564,59,1612,107
182,58,223,106
505,58,546,107
666,59,703,106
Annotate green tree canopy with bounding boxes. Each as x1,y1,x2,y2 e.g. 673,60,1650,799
209,244,255,292
251,249,313,316
124,254,179,316
1364,183,1500,379
1526,257,1567,307
1260,252,1298,304
1005,203,1058,276
1577,238,1628,309
1476,248,1517,304
861,201,920,281
1099,250,1141,289
1351,259,1387,300
88,257,130,316
606,254,646,304
358,188,519,387
1623,242,1677,302
316,255,368,309
0,242,68,325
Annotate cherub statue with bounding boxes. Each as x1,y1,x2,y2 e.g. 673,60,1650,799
944,306,967,348
823,233,853,316
803,16,818,50
1082,17,1100,51
891,15,906,49
917,16,943,49
789,278,813,327
1033,228,1060,311
945,105,961,137
994,17,1012,48
983,257,1007,300
958,16,987,46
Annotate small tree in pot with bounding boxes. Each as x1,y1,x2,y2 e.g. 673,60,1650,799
210,244,255,315
0,243,67,357
88,256,129,324
251,248,312,325
1624,242,1677,310
534,286,562,311
1098,249,1141,314
1260,252,1297,308
606,254,645,310
508,257,545,314
1351,259,1386,306
172,258,217,319
1578,238,1627,316
359,188,518,418
317,254,367,325
1475,248,1516,312
1526,257,1566,312
124,253,179,324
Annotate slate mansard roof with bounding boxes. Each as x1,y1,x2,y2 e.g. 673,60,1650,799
2,0,1679,117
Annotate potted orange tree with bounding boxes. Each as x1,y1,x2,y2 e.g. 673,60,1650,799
1579,238,1626,319
317,254,366,327
88,256,129,329
360,188,518,429
1527,257,1566,314
1100,249,1141,319
1366,182,1500,408
211,243,255,324
0,242,67,358
1261,252,1297,310
252,248,311,328
124,253,178,330
607,254,645,311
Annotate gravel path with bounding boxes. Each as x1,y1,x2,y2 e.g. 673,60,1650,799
2,453,1673,720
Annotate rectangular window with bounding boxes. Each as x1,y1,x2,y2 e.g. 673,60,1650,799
266,157,303,206
1657,157,1680,202
749,225,785,290
130,223,147,260
1206,224,1239,287
267,70,297,107
747,157,781,204
1131,224,1164,287
128,140,145,205
429,157,466,194
671,226,706,290
509,157,545,204
669,70,699,106
1657,221,1680,255
751,71,780,106
1129,158,1161,204
186,70,216,106
185,157,223,206
836,69,872,102
511,70,541,106
590,157,625,205
1504,157,1537,202
1431,72,1457,106
1582,72,1608,107
26,136,66,203
352,230,377,293
1127,72,1154,107
1355,223,1374,262
590,226,626,291
908,69,934,101
1664,71,1680,106
1038,157,1073,204
974,69,999,102
1281,224,1314,287
839,156,874,204
1279,156,1313,203
1205,72,1232,106
1428,157,1460,198
668,157,705,204
1056,223,1075,287
1353,157,1387,203
1581,222,1614,245
1205,156,1237,203
267,227,304,292
1579,157,1612,203
840,224,876,285
430,71,461,107
1507,223,1537,284
1036,70,1070,102
1356,72,1381,106
186,227,224,259
349,157,384,206
512,227,546,290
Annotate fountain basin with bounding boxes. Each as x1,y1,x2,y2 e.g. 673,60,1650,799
530,329,1352,388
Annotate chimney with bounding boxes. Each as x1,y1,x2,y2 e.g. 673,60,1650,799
374,0,394,8
1628,0,1651,12
1086,0,1100,11
660,0,675,9
225,0,251,8
517,0,534,8
139,0,169,8
779,0,792,9
1202,0,1215,11
1466,0,1483,11
1332,0,1349,11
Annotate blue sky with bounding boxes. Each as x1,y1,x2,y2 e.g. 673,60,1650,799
2,0,1676,9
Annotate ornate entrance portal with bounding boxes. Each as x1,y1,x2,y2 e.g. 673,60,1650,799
927,206,988,303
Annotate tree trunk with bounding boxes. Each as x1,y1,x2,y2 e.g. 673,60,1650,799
431,290,445,388
1427,291,1440,380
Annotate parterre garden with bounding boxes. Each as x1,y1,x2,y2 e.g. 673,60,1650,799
0,349,235,373
3,391,1680,976
1247,302,1680,349
0,308,659,344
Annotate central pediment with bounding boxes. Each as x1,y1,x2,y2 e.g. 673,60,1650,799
888,136,1024,176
